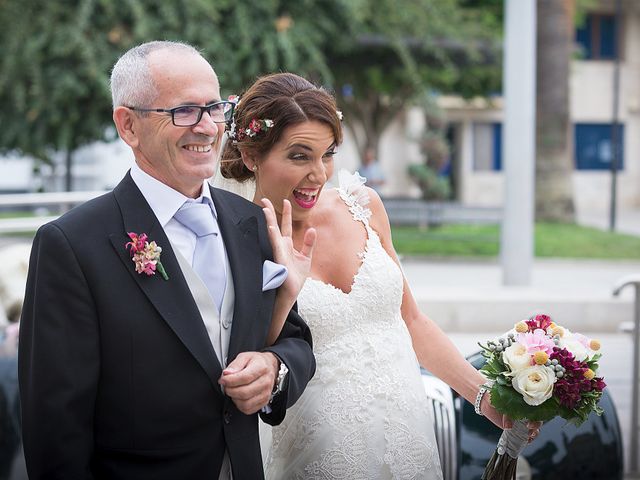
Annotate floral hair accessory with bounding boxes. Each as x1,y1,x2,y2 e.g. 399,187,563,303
228,117,274,142
125,232,169,280
336,110,343,121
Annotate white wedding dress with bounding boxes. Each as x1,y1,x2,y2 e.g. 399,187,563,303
263,171,443,480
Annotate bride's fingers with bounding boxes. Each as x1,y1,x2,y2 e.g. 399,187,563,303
261,199,283,245
261,199,279,231
299,227,316,259
502,415,513,430
261,198,275,218
280,200,292,238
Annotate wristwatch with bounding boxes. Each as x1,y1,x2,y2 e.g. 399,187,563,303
271,360,289,398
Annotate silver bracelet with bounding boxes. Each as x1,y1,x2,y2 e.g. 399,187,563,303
474,383,492,416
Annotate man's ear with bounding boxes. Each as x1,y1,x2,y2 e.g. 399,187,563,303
113,107,139,149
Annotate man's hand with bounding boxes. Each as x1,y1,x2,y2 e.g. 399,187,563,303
219,351,279,415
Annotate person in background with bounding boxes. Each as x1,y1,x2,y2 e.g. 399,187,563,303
359,147,386,194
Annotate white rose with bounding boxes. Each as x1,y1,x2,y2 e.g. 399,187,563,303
503,342,532,374
511,365,556,406
559,337,588,361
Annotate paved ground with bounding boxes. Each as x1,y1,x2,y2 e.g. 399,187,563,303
403,257,640,333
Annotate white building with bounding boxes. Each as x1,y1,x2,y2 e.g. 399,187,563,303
367,0,640,216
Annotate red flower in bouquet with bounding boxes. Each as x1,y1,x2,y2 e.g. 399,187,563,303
551,346,606,410
525,313,553,331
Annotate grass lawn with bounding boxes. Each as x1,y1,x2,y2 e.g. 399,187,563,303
391,223,640,260
0,210,35,219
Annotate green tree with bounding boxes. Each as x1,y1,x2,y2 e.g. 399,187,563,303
0,0,500,191
328,0,502,163
0,0,348,190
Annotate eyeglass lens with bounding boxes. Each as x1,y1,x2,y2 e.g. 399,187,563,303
173,103,234,126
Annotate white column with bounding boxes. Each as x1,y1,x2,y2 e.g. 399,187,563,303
500,0,537,286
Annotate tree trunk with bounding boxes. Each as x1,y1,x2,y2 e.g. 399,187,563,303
535,0,576,222
338,86,408,167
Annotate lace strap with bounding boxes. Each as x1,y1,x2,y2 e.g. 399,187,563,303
337,169,372,226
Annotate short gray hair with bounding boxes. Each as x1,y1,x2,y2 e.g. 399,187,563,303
110,41,203,109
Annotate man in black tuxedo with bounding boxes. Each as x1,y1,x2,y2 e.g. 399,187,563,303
18,41,315,480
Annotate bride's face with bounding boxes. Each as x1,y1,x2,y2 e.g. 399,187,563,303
252,120,336,221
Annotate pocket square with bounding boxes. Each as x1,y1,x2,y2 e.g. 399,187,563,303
262,260,288,291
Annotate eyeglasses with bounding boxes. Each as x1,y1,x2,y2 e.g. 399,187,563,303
126,100,235,127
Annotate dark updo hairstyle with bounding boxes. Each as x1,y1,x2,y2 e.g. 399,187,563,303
220,72,343,182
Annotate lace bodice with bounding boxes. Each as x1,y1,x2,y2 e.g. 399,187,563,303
300,172,404,359
265,170,442,480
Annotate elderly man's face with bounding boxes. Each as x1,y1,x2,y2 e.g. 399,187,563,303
131,50,225,198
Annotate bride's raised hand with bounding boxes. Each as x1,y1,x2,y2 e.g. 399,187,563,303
261,198,316,297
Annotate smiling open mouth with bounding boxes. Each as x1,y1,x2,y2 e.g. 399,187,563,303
293,188,319,208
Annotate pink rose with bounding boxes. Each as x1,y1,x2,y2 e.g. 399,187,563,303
517,328,555,355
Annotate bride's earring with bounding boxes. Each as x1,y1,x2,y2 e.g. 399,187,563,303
252,165,258,172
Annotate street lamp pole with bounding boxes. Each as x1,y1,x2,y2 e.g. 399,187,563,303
609,0,622,232
501,0,536,286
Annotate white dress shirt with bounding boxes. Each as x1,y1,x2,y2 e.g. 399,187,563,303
129,162,219,268
130,164,235,479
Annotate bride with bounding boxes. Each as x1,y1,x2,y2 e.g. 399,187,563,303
216,72,539,479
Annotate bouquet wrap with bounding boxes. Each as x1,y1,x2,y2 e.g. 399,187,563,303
482,420,528,479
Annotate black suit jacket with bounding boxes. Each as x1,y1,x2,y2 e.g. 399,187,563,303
18,173,315,480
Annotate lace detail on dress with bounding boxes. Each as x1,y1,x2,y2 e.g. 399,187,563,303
384,419,441,480
337,169,371,225
265,169,443,480
295,429,383,480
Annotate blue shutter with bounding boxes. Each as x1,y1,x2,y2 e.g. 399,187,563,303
575,124,624,170
493,123,502,171
599,15,617,59
576,15,593,59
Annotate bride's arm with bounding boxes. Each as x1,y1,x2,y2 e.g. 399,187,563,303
261,198,316,346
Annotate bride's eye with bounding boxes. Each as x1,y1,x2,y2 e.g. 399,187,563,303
289,152,309,161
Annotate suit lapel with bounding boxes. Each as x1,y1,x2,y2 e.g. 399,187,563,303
210,187,263,361
109,173,223,388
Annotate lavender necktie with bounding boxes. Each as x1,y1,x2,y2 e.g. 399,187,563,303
174,199,227,312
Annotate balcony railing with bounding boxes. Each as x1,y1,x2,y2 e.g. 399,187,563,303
0,191,107,233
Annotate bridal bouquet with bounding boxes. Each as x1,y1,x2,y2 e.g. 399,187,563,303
478,314,606,479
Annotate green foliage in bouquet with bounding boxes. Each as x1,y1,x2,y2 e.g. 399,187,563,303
478,315,606,427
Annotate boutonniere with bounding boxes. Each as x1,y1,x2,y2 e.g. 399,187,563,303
125,232,169,280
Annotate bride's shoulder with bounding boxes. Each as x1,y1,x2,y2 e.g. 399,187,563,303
316,188,345,218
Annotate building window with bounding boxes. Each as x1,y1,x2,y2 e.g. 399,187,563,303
574,123,624,170
473,122,501,171
576,13,619,60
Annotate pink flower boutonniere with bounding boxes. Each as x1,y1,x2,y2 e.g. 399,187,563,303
125,232,169,280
